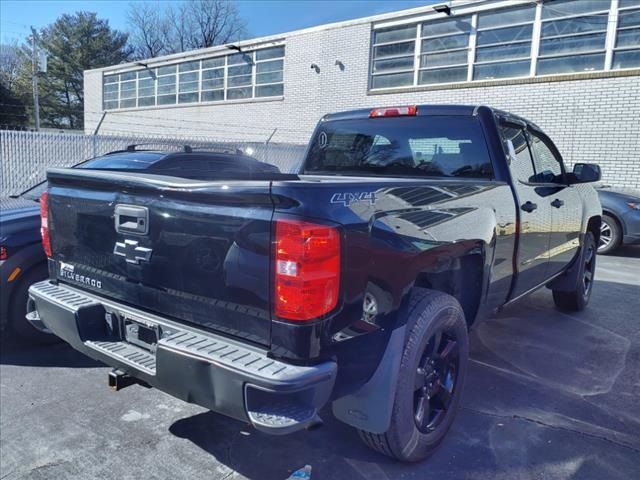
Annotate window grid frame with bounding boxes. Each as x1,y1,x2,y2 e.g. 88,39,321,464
537,2,611,72
370,25,417,83
614,1,640,50
418,15,473,78
472,5,536,81
413,23,422,86
136,70,156,108
369,0,639,92
200,57,225,103
102,44,284,111
254,56,286,93
612,1,640,70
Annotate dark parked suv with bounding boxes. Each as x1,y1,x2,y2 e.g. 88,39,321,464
596,186,640,254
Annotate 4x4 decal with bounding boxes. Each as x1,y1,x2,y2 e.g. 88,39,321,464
330,191,376,207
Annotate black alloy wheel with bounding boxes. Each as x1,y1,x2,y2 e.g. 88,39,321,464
552,231,597,312
582,239,596,300
413,330,460,434
357,289,468,462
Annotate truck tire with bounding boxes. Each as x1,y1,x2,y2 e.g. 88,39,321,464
357,289,468,462
552,232,596,312
598,214,621,255
9,265,59,344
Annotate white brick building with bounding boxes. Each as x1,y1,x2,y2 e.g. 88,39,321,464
84,0,640,187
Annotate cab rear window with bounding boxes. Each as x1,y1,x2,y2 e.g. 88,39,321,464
303,116,493,179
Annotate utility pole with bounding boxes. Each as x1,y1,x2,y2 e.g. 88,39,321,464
30,26,40,131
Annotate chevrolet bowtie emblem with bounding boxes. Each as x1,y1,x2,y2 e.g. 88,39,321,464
113,239,153,264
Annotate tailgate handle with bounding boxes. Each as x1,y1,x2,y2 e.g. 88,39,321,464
115,205,149,235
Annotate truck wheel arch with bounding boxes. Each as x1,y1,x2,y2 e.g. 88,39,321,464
547,216,600,292
1,244,47,329
413,249,485,328
332,246,485,434
586,215,602,246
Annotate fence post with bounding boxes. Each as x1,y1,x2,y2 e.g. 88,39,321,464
264,128,277,166
92,111,107,157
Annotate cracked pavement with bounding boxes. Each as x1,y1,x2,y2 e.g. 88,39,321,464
1,247,639,479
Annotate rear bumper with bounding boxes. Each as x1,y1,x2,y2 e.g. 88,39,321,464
28,281,337,434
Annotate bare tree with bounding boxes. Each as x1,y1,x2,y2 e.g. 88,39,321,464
127,0,247,58
127,2,171,58
186,0,247,49
0,41,29,90
166,3,191,54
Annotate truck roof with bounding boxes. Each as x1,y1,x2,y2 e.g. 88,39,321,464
323,104,478,122
321,104,542,131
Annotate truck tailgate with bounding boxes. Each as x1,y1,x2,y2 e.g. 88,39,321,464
46,168,274,346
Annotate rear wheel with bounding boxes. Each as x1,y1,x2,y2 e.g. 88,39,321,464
598,214,621,255
358,289,468,462
553,232,596,312
9,265,59,344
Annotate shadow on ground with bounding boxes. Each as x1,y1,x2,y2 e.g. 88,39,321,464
0,253,638,479
166,277,640,480
605,245,639,258
0,333,103,368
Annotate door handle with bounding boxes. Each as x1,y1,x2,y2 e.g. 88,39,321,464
551,199,564,208
521,201,537,213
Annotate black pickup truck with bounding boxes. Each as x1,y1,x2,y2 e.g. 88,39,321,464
28,105,602,462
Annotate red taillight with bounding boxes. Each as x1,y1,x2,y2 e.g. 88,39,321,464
0,246,7,261
274,219,341,321
40,191,52,258
370,105,417,118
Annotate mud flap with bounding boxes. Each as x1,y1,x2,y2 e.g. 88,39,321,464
547,233,585,292
331,325,405,433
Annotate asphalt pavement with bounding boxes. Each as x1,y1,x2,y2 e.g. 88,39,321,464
1,247,639,480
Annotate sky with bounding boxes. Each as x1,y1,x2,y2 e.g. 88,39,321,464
1,0,436,44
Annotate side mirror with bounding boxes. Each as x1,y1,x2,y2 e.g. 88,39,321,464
570,163,601,184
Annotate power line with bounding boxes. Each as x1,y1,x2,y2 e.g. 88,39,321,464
92,117,302,136
1,30,30,37
4,20,31,28
91,109,312,134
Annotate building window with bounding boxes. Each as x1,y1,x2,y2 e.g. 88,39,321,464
255,46,285,97
178,60,200,104
369,0,638,91
119,71,136,109
420,16,472,85
157,65,177,106
201,57,224,102
537,0,609,75
474,4,535,80
137,70,155,107
613,2,640,69
370,24,416,89
103,75,118,110
227,52,253,99
102,44,284,110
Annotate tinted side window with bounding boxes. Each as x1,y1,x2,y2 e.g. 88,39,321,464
500,125,535,183
529,132,564,183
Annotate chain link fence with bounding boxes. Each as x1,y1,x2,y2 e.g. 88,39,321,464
0,130,306,197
